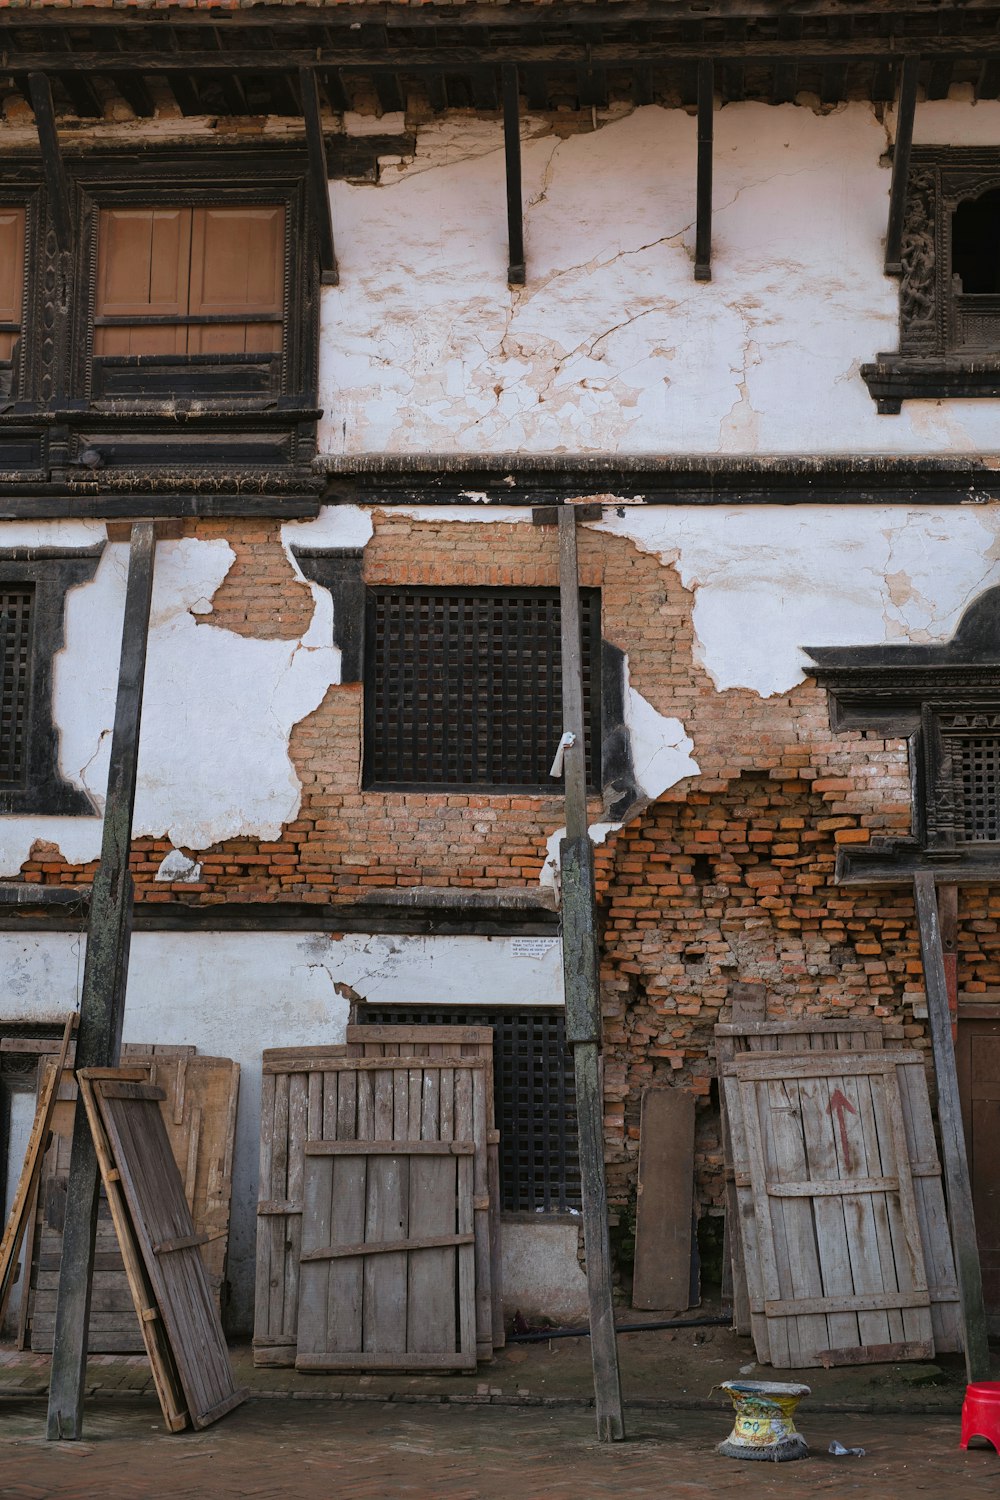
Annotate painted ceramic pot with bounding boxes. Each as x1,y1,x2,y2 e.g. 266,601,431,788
716,1380,811,1462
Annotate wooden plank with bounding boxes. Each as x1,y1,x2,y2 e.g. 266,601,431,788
296,1350,477,1372
884,56,920,274
263,1056,486,1074
502,63,525,285
722,1071,770,1360
914,871,991,1380
345,1026,494,1047
632,1089,695,1311
820,1339,935,1367
84,1072,244,1430
715,1019,885,1038
726,1050,918,1079
694,58,713,281
48,522,156,1444
759,1290,931,1316
305,1139,475,1156
0,1015,75,1329
75,1076,187,1433
299,65,338,286
302,1232,476,1262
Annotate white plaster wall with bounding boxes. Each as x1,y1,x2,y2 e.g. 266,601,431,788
318,99,1000,457
500,1221,588,1324
0,929,564,1332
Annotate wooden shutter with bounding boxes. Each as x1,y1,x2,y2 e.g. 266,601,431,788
188,206,284,355
0,208,25,361
95,208,191,356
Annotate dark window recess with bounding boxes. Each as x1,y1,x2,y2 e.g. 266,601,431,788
954,735,1000,841
0,586,33,785
953,190,1000,295
365,588,600,790
354,1005,581,1213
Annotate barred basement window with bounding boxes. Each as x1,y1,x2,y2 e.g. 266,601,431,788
0,586,32,785
364,588,601,790
354,1004,581,1213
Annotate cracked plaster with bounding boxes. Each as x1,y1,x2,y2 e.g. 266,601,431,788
318,99,1000,457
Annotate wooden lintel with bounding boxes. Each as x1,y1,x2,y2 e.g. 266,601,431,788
913,870,991,1382
299,66,339,287
884,56,920,275
27,73,74,256
46,521,157,1444
695,59,714,282
503,64,526,286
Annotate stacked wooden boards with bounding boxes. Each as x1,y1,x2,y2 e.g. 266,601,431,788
254,1026,503,1371
717,1018,961,1368
21,1045,239,1352
79,1069,244,1432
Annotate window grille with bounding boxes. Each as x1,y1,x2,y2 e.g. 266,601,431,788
0,587,33,785
956,735,1000,841
364,587,600,790
354,1004,581,1213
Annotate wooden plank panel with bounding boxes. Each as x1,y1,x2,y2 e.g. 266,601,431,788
0,207,25,360
632,1089,694,1312
83,1073,244,1430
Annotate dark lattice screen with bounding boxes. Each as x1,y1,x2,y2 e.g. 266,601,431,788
364,588,600,789
0,587,32,785
355,1004,581,1212
957,735,1000,841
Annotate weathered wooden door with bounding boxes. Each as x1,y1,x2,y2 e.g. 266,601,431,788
957,1015,1000,1335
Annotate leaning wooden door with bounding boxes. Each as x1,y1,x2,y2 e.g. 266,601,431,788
957,1016,1000,1335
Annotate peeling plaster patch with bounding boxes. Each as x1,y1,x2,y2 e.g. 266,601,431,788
593,504,1000,697
541,821,620,894
155,849,202,883
0,821,102,879
44,537,341,854
624,679,699,797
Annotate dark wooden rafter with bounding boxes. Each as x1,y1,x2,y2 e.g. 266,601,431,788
503,64,526,288
299,66,339,288
885,55,920,275
55,71,102,120
27,73,74,257
695,59,714,283
46,521,157,1443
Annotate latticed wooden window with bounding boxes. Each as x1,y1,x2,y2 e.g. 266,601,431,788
355,1004,581,1213
0,587,33,786
95,205,285,357
364,587,601,789
955,735,1000,841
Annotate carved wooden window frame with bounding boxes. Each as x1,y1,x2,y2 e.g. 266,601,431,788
920,703,1000,852
0,181,44,412
68,149,319,413
863,147,1000,413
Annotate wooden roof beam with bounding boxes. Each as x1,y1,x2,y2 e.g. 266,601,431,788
503,64,525,287
884,55,919,275
27,73,74,257
299,66,339,287
695,59,713,282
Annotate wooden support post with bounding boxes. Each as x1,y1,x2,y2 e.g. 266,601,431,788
695,59,714,282
557,505,625,1443
503,64,526,287
913,871,990,1382
28,73,74,257
46,522,157,1442
884,56,920,275
938,881,959,1017
299,66,339,287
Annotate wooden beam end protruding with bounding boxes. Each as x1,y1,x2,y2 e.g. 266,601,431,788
503,63,525,289
884,56,920,277
27,72,74,257
299,65,339,287
695,58,714,283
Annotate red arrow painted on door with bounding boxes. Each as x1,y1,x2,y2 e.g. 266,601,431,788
827,1088,857,1174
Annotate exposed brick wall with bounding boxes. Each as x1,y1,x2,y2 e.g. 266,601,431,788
191,521,314,641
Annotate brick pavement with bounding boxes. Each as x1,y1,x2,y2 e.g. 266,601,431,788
0,1399,997,1500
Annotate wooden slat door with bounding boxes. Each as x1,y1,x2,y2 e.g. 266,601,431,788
957,1016,1000,1335
297,1139,477,1372
724,1050,952,1368
25,1051,238,1352
82,1074,244,1431
716,1018,885,1335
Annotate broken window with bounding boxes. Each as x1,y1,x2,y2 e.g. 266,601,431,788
0,207,25,401
363,587,601,791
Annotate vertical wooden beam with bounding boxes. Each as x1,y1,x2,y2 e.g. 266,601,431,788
27,74,74,257
938,881,959,1017
695,59,714,283
503,64,526,287
913,871,990,1382
46,522,157,1441
884,56,920,275
299,66,339,288
557,506,625,1443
